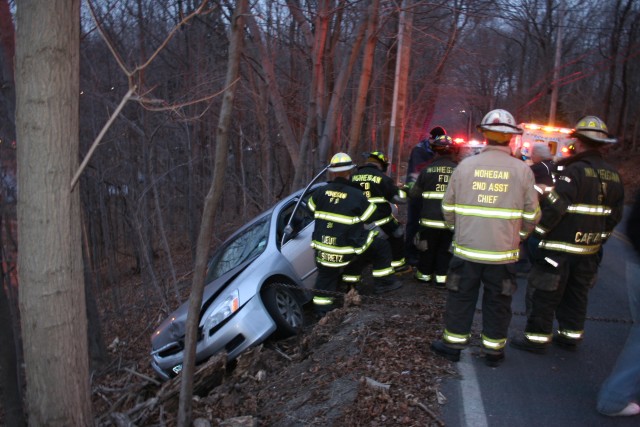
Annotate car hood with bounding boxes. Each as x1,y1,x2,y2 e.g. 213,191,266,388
151,257,256,350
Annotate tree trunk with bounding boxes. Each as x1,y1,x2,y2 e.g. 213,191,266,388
420,0,464,132
81,205,107,369
150,129,180,300
0,0,15,141
0,1,23,424
177,1,247,426
318,3,368,157
286,0,318,188
349,0,379,156
0,246,25,426
15,1,93,425
245,13,300,188
311,1,333,171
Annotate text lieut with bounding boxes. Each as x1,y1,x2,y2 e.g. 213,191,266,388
472,168,511,204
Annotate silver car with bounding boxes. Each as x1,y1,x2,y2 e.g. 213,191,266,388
150,184,323,380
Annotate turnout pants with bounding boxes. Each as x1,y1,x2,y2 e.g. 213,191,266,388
314,238,395,311
343,237,395,288
313,264,345,313
417,227,453,282
404,198,422,264
380,218,406,268
443,257,517,353
525,252,600,341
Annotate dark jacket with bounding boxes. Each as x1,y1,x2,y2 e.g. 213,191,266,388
308,177,378,266
535,150,625,255
530,159,556,187
410,154,457,229
405,139,435,184
351,163,405,226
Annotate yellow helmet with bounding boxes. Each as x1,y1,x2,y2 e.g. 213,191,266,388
328,152,356,172
571,116,617,145
364,150,389,172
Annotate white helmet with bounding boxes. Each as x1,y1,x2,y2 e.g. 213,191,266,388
328,152,356,172
477,109,523,141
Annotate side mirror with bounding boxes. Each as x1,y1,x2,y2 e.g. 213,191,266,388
283,224,295,241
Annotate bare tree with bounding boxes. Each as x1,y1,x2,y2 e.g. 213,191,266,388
0,259,24,426
16,0,93,424
317,1,369,160
177,1,247,425
349,0,381,156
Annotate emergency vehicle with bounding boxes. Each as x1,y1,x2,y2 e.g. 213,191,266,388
511,123,576,162
452,137,486,160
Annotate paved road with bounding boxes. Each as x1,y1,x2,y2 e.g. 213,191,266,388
440,208,638,426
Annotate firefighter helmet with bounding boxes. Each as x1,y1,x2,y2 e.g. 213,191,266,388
364,150,389,172
328,152,356,172
432,135,454,153
571,116,617,145
430,126,447,138
477,109,523,143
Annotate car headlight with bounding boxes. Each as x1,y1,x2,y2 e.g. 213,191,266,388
201,289,240,335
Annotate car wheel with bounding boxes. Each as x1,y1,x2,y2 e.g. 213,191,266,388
262,282,304,337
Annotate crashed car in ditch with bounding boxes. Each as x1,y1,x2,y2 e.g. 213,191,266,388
150,184,324,380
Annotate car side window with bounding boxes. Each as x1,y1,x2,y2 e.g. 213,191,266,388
278,200,314,246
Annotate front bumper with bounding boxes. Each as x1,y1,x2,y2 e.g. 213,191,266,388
151,295,276,380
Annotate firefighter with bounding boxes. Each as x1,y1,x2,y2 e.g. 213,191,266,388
308,152,402,316
350,150,410,275
530,144,556,190
430,109,540,367
409,134,459,286
404,126,443,265
510,116,624,353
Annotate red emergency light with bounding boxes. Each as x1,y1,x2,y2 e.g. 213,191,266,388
522,123,574,134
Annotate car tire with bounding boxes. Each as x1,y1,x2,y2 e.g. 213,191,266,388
262,282,304,338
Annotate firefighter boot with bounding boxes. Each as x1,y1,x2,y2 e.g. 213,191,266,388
414,270,432,284
430,340,461,362
553,334,580,352
394,263,413,275
373,277,403,295
484,351,505,367
433,274,447,288
509,335,548,354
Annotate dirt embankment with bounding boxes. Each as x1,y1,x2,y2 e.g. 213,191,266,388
93,279,452,426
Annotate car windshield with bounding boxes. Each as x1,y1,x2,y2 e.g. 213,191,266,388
205,216,271,283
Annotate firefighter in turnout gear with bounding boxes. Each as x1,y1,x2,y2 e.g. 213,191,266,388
409,135,458,286
510,116,624,354
430,109,540,367
351,150,410,275
308,153,402,315
404,126,442,265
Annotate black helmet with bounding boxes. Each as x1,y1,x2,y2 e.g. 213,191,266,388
364,150,389,172
570,116,617,145
430,126,447,138
432,135,454,153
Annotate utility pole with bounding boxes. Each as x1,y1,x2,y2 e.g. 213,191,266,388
549,1,564,126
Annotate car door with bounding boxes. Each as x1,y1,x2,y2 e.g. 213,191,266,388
278,199,317,288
